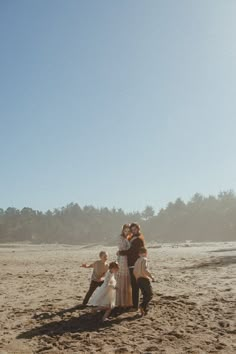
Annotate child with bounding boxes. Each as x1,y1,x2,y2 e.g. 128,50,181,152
88,261,119,322
81,251,109,306
133,247,154,316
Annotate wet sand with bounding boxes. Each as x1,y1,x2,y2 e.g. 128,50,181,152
0,242,235,353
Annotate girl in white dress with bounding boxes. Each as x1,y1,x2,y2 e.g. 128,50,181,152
116,224,133,308
88,262,119,321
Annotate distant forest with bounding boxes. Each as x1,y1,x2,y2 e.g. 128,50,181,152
0,191,236,244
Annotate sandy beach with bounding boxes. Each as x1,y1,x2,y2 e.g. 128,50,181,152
0,242,235,353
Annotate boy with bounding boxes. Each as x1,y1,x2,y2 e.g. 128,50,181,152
81,251,109,305
133,247,154,316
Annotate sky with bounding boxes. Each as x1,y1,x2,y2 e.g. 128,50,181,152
0,0,236,213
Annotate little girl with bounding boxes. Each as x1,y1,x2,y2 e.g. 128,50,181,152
88,261,119,322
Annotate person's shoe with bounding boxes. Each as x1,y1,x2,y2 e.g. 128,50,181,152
79,304,87,309
129,307,138,312
101,318,110,323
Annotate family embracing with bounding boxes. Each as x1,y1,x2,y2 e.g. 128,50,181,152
81,223,155,322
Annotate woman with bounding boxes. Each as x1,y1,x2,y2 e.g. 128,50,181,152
116,224,133,308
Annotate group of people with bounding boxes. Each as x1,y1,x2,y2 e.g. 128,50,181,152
81,223,155,322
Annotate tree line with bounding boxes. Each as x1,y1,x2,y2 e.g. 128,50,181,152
0,191,235,244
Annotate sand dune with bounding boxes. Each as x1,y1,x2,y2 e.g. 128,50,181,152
0,242,235,353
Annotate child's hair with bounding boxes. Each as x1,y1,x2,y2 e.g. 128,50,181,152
99,251,107,258
109,261,119,270
139,247,147,255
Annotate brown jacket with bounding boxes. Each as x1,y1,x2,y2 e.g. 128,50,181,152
119,234,145,267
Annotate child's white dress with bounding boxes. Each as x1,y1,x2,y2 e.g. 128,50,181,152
88,270,116,308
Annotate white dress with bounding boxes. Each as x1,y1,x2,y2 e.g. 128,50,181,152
88,270,117,308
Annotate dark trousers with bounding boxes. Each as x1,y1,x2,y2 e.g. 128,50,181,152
129,268,139,309
83,280,103,305
137,277,153,312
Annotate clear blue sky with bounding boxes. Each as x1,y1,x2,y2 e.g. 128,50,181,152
1,0,236,212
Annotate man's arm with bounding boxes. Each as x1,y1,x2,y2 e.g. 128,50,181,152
119,237,144,255
119,249,130,256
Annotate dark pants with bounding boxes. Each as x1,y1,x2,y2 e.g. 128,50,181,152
137,277,153,312
83,280,103,305
129,268,139,309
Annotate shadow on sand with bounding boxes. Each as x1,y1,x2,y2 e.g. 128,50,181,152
32,304,86,321
184,255,236,270
209,247,236,253
17,310,140,339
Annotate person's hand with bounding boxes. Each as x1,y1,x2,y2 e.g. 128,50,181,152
116,251,119,256
151,277,155,282
81,264,87,268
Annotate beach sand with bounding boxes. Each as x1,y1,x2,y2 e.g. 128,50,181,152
0,242,235,353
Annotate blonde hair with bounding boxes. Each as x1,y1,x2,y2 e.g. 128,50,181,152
99,251,107,258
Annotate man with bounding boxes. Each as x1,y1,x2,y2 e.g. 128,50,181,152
119,223,145,310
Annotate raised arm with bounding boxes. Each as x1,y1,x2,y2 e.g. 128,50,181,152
80,262,95,268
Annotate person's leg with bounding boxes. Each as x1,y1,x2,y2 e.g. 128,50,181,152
83,281,103,305
138,278,153,313
144,279,153,313
136,278,144,315
102,308,112,322
137,278,145,314
129,268,139,309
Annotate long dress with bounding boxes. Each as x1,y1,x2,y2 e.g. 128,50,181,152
116,236,133,307
88,270,117,308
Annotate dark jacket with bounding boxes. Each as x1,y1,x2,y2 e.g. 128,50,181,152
119,234,144,267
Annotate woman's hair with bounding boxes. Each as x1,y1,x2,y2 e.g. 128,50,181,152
109,261,119,270
121,224,131,237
